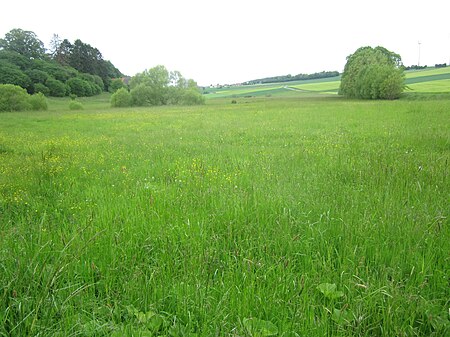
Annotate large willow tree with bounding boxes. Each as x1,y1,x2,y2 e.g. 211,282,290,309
339,46,405,100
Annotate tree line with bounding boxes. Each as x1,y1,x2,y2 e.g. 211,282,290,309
243,71,340,85
0,28,122,97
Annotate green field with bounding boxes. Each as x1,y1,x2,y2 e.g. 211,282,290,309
289,81,341,93
207,67,450,98
1,94,449,336
405,67,450,78
406,79,450,93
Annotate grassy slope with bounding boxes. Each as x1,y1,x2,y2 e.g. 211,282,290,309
1,96,449,336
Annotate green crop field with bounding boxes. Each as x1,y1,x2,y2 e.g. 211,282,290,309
406,79,450,93
289,81,341,93
206,67,450,99
1,94,449,336
405,67,450,78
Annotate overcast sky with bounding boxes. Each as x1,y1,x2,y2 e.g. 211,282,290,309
1,0,449,85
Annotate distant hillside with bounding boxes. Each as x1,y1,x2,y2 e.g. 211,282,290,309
243,71,340,85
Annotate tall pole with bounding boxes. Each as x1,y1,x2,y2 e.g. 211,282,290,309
418,41,421,67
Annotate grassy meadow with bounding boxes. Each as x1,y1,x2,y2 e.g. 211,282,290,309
1,92,449,336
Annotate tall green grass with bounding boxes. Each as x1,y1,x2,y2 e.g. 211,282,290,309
0,96,449,336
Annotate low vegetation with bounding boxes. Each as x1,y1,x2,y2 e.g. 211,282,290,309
0,84,47,111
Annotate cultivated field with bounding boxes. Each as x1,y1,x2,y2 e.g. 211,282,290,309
207,66,450,99
1,94,449,336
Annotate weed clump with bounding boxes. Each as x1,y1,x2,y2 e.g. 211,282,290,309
69,100,84,110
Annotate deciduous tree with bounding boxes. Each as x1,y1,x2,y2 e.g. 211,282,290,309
339,46,404,99
0,28,45,59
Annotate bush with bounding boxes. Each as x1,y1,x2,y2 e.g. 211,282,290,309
111,87,132,107
130,84,157,106
34,83,50,96
66,77,94,97
180,89,205,105
69,100,84,110
109,78,125,93
80,73,104,94
0,84,31,111
45,77,67,97
88,81,102,96
28,92,48,110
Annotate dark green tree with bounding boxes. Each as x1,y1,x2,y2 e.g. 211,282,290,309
0,50,32,70
54,39,73,66
66,39,108,83
45,78,67,97
0,28,45,59
25,69,49,84
104,60,123,79
109,78,125,93
339,46,404,99
0,60,32,91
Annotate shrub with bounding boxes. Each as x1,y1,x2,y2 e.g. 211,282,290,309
88,81,102,96
109,78,125,93
80,73,104,94
130,84,156,106
66,77,93,97
45,78,67,97
111,87,132,107
69,100,83,110
180,89,205,105
0,84,31,111
34,83,50,96
28,92,48,110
